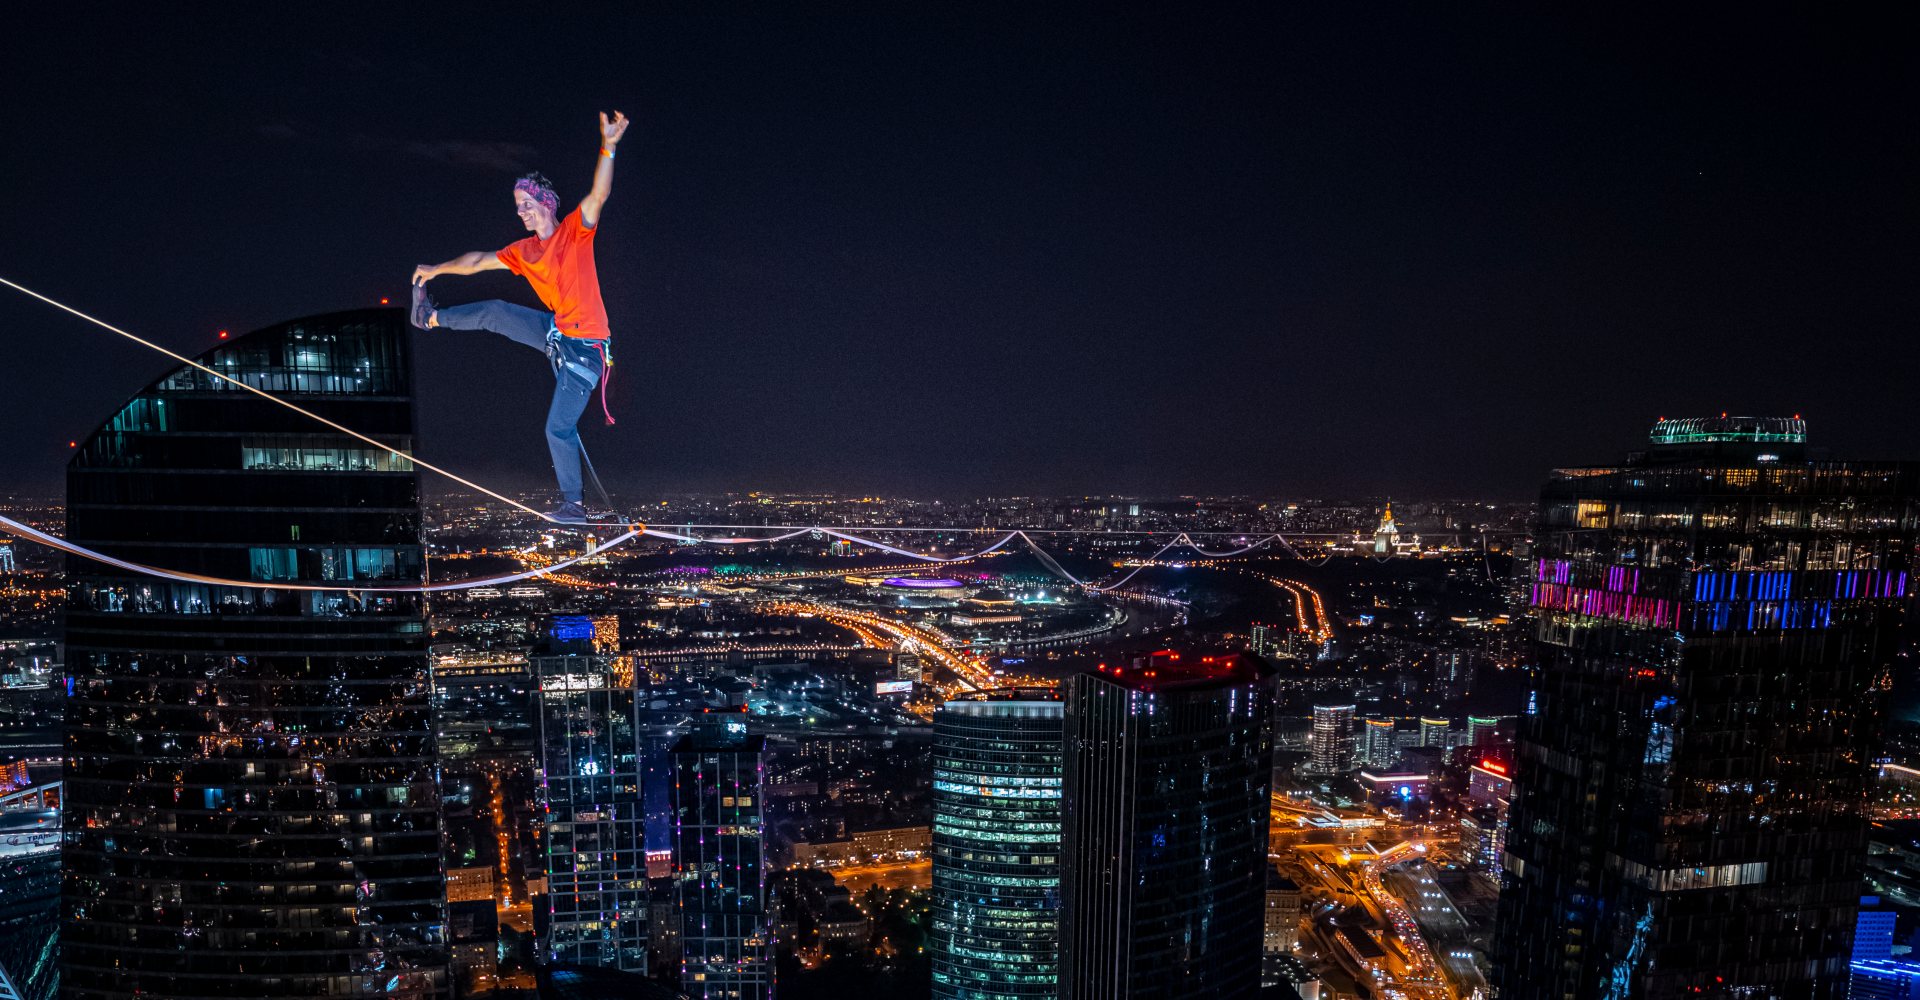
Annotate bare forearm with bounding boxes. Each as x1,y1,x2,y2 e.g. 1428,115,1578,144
589,147,617,204
436,251,496,275
581,110,630,227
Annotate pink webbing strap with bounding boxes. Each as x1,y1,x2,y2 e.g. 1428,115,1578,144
592,341,615,426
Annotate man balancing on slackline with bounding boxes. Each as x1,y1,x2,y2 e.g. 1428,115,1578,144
410,110,630,525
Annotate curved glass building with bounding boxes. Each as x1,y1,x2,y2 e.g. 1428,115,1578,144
930,694,1062,1000
1493,417,1919,998
60,310,449,998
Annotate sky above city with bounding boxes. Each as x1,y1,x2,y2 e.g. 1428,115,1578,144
0,8,1912,499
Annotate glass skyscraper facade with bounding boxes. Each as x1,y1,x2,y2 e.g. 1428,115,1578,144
533,620,648,970
930,694,1062,1000
60,310,449,997
1058,652,1274,1000
672,711,772,999
1,846,58,1000
1492,417,1918,998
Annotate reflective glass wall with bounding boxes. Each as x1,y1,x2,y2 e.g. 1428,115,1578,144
61,311,448,998
931,697,1061,1000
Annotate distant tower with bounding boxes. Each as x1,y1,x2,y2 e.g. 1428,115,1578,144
1373,503,1401,554
1493,416,1918,997
931,693,1063,1000
1361,716,1399,769
1310,703,1357,774
672,709,772,999
1059,652,1274,999
1419,716,1452,758
0,541,14,573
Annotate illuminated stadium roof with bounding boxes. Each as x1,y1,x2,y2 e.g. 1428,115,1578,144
1648,416,1805,446
883,577,966,589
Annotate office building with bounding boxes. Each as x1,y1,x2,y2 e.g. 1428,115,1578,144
1856,896,1896,961
534,622,649,970
1465,715,1499,749
930,693,1063,1000
1360,717,1398,770
1853,961,1920,1000
1418,716,1450,754
1467,760,1512,812
1059,652,1274,999
672,710,772,999
1263,868,1302,977
0,845,58,1000
1308,703,1356,775
1492,416,1918,997
61,310,449,996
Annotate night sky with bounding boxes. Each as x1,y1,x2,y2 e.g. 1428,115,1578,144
1,7,1912,499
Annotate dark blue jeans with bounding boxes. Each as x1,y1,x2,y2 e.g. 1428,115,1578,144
434,299,602,504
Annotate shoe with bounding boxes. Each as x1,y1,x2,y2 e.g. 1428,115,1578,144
546,501,589,525
410,283,437,330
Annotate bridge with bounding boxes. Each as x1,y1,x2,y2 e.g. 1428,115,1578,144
0,780,59,813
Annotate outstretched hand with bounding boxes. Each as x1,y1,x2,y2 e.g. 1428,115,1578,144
599,110,630,148
411,265,435,286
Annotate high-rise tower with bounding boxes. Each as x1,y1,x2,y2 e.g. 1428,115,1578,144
533,618,648,970
672,709,772,999
930,692,1062,1000
1058,652,1273,999
1309,703,1355,774
1492,416,1917,998
61,310,448,997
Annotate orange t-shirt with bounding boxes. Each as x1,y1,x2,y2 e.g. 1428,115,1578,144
496,207,611,340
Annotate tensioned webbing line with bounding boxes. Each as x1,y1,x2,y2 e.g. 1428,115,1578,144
0,277,1315,592
0,512,640,593
3,513,1290,594
0,276,557,524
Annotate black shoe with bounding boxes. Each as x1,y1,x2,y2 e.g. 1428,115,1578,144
410,283,437,330
546,501,589,525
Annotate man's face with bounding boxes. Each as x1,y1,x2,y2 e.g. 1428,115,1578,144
514,189,553,232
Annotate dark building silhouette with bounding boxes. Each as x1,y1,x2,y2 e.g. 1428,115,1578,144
671,710,771,999
1493,417,1919,998
1058,652,1274,1000
60,310,449,997
930,692,1062,1000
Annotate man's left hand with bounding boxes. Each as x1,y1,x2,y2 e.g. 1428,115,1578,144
600,110,630,148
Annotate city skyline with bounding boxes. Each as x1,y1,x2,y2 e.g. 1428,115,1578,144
2,9,1917,1000
1,8,1915,499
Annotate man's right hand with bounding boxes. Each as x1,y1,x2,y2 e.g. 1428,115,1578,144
411,265,436,286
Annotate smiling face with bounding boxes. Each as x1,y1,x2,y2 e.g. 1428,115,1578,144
514,188,555,233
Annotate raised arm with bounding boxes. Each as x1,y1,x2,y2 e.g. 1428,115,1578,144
412,251,507,286
579,110,630,229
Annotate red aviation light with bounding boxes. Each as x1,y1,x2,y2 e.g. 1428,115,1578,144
380,297,391,305
217,330,229,339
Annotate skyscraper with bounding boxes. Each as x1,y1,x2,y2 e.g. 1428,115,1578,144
534,619,648,970
1059,651,1273,1000
1464,714,1499,749
930,693,1062,1000
1309,703,1355,775
1361,716,1398,770
1493,416,1918,998
672,709,772,999
61,310,449,996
